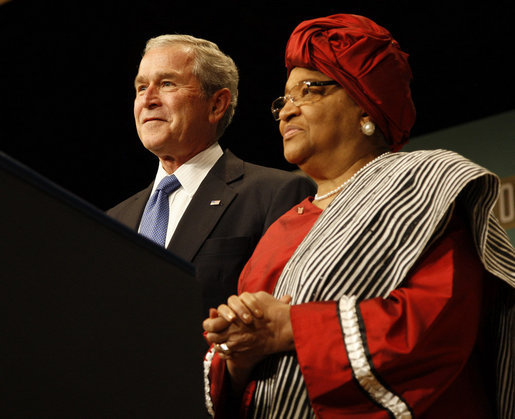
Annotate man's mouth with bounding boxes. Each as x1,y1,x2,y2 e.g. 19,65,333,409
143,117,166,124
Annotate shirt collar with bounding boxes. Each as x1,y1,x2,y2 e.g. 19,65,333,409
151,142,223,196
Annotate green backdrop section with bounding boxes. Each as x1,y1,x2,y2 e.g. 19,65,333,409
404,110,515,244
403,110,515,245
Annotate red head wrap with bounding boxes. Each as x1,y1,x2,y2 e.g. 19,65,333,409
285,14,416,150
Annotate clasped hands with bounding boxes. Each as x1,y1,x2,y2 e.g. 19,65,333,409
203,291,294,385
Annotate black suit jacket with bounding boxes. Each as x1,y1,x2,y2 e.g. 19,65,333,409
107,150,316,314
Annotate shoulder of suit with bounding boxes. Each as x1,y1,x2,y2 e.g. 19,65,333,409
106,183,153,214
222,149,311,184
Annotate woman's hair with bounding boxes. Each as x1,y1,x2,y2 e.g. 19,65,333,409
144,34,239,139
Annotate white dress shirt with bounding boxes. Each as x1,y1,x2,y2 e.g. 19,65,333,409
139,142,223,247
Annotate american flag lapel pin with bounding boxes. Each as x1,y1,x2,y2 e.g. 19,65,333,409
210,200,222,206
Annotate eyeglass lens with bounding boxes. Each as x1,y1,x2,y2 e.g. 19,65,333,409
271,80,337,120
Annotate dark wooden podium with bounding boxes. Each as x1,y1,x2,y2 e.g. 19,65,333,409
0,152,205,417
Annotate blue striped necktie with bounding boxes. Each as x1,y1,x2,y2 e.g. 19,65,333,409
139,175,181,246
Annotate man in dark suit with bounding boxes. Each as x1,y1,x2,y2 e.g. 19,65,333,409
108,34,315,315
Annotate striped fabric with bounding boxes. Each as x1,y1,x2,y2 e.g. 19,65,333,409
248,150,514,418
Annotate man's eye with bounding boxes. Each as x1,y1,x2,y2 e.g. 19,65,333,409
136,85,147,94
162,81,176,90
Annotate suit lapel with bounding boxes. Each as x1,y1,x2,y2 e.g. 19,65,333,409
168,151,243,262
117,184,153,230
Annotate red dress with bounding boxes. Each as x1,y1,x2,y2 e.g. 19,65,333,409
209,198,494,418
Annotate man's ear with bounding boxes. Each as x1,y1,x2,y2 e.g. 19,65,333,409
208,88,231,124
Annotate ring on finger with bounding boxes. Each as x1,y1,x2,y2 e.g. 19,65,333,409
215,342,231,355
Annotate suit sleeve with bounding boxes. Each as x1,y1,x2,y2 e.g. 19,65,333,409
290,215,486,417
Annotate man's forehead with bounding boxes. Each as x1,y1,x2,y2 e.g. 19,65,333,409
135,46,195,81
135,70,181,83
141,45,193,68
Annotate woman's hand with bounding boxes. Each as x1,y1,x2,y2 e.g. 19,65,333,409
203,291,294,358
204,292,293,356
203,292,294,392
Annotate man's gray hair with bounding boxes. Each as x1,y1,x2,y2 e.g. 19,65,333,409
144,34,239,139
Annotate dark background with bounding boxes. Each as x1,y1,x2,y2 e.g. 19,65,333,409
1,0,513,210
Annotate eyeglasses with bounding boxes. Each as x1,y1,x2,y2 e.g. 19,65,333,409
271,80,339,121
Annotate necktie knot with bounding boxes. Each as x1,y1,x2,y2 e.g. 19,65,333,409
156,175,181,195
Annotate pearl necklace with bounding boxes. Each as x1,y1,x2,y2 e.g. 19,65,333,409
313,152,391,201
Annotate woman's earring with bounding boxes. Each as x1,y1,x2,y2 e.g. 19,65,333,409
361,120,375,136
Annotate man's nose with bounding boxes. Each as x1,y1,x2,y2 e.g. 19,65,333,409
142,84,161,108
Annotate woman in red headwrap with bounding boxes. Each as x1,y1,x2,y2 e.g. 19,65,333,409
203,14,514,419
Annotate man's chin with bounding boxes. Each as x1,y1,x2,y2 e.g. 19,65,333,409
140,136,172,154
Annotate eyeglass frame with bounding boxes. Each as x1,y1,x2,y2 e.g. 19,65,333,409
271,80,339,121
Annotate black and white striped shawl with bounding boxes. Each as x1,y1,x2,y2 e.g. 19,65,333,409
248,150,514,418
